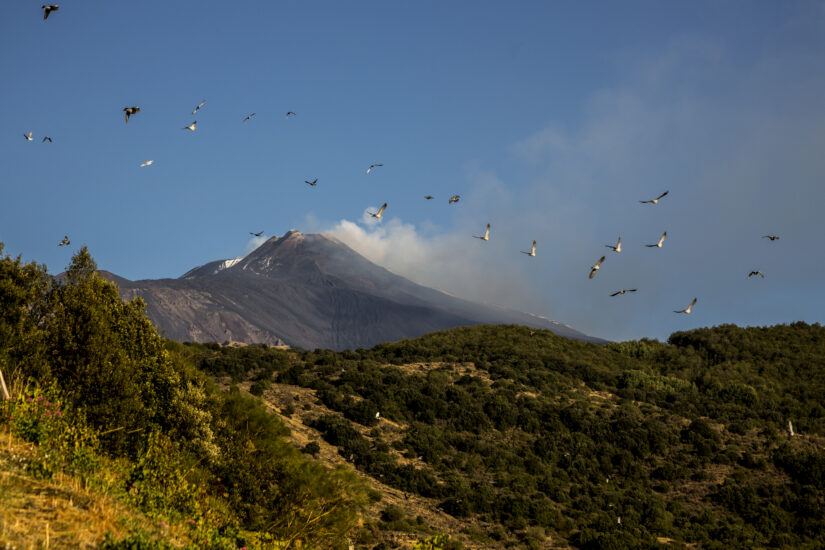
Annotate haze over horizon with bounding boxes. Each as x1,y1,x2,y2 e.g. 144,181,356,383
2,1,824,343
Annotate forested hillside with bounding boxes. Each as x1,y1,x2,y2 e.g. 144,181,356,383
2,243,824,549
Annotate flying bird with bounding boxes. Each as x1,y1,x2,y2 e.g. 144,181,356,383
521,240,537,257
58,236,70,246
191,100,205,115
424,195,433,200
762,235,780,241
366,163,383,174
747,270,765,279
182,121,197,131
674,298,698,314
605,236,622,252
123,106,140,123
589,256,606,279
250,231,264,237
646,231,667,248
639,190,669,204
368,203,387,219
24,132,33,141
285,111,296,118
448,194,460,204
610,289,637,296
305,178,318,186
42,136,52,143
42,5,59,20
242,113,255,122
473,224,491,241
139,160,154,167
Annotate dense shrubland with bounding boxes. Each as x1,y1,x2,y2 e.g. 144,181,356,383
185,322,825,549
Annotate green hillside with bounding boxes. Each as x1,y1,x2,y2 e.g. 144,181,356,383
2,243,824,549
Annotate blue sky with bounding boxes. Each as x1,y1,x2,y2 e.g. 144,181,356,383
2,1,824,342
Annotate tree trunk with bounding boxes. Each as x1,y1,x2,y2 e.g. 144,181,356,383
0,368,9,401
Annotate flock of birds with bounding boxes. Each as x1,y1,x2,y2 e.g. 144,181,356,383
27,5,784,320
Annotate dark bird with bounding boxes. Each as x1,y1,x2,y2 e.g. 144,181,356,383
639,190,669,204
645,231,667,248
473,224,491,241
605,236,622,252
24,132,33,141
42,136,52,143
368,203,387,219
610,289,637,296
762,235,780,241
589,256,606,279
305,178,318,186
424,195,433,200
192,100,205,115
58,235,70,246
42,5,59,20
123,106,140,123
448,194,460,204
250,231,264,237
521,240,537,257
747,270,765,279
243,113,255,122
183,121,197,131
286,111,296,118
674,298,698,314
366,163,383,174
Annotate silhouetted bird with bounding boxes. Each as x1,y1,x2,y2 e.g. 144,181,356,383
305,178,318,186
366,163,383,174
610,289,637,296
747,270,765,279
42,5,59,20
242,113,255,122
286,111,296,118
762,235,780,241
639,190,669,204
424,195,433,200
58,236,70,246
42,136,52,143
123,106,140,123
250,231,264,237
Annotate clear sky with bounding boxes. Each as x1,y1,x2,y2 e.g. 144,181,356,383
2,1,824,342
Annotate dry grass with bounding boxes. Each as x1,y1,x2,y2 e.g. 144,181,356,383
0,428,182,549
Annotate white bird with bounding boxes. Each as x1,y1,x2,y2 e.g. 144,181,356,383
646,232,667,248
368,203,387,219
375,412,380,420
192,100,205,115
42,5,59,20
674,298,698,314
747,270,765,279
366,163,383,174
448,194,460,204
243,113,255,122
123,106,140,123
24,132,33,141
788,420,795,437
605,237,622,252
610,289,637,296
589,256,606,279
139,160,154,167
473,224,490,241
182,121,197,131
639,190,669,204
521,240,536,257
58,235,70,246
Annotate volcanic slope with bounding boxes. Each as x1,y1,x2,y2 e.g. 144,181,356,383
104,230,602,350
